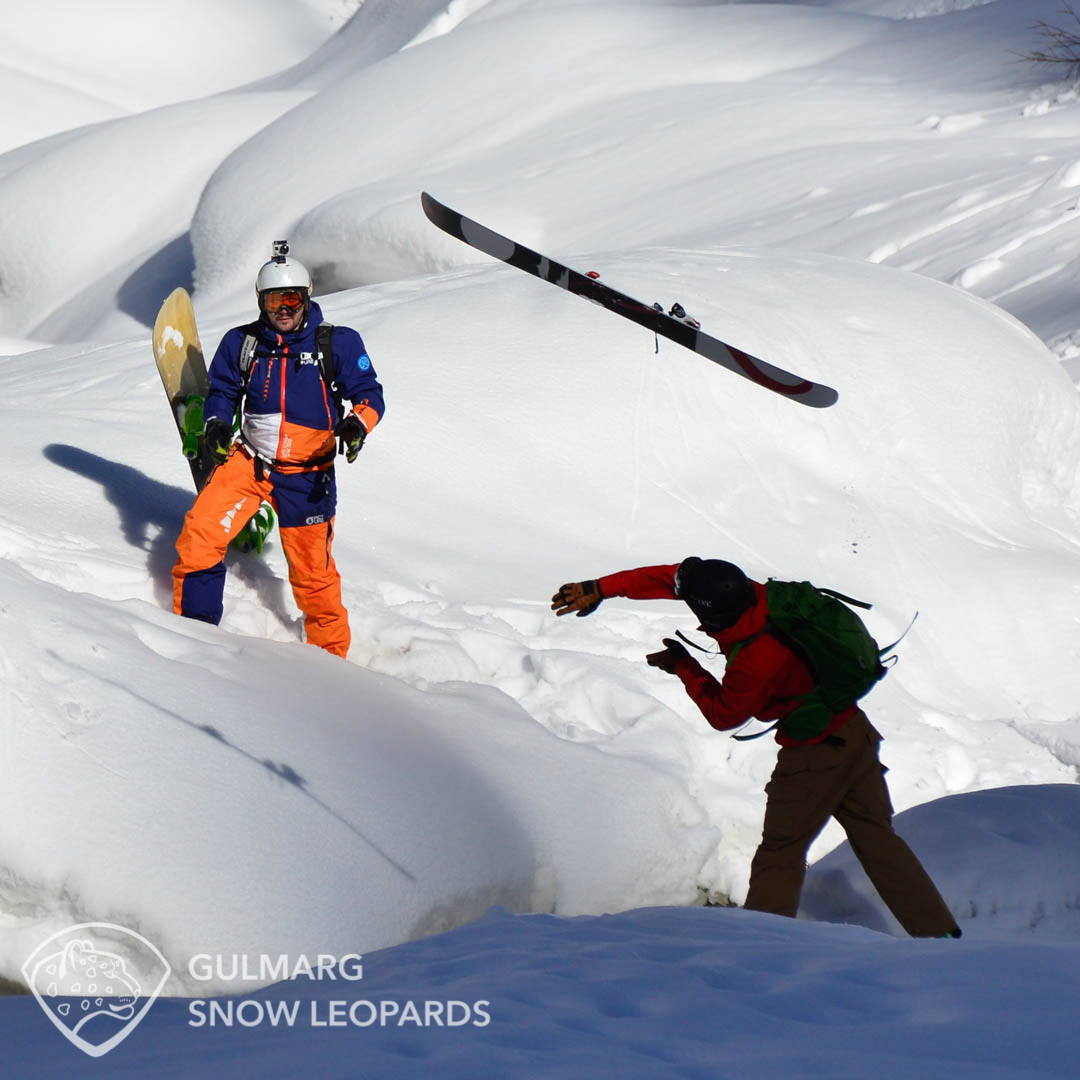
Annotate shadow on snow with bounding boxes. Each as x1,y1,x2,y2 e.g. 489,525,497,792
42,443,294,629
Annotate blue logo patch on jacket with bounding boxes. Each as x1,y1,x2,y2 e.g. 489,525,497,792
358,354,371,371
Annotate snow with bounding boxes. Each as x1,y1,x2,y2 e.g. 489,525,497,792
1,0,1079,1074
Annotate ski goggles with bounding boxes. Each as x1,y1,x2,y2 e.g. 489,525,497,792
262,288,305,313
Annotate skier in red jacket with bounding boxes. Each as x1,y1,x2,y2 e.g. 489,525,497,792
552,557,960,938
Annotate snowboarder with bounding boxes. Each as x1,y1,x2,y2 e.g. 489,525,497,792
551,558,962,938
172,243,384,658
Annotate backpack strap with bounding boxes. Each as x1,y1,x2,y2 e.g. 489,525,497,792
229,323,261,435
238,321,261,378
725,627,768,663
731,721,778,742
879,610,919,661
817,586,872,610
316,322,343,420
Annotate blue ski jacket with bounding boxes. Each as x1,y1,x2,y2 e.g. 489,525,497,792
204,300,384,472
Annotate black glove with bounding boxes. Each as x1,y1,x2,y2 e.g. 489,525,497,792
646,638,690,674
551,580,604,617
334,412,367,463
202,417,233,465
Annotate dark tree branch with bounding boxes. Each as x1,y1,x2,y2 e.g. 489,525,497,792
1023,4,1080,81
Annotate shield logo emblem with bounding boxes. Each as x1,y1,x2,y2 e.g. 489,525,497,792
21,922,171,1058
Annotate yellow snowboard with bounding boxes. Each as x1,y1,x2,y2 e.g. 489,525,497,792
152,287,275,552
152,287,217,491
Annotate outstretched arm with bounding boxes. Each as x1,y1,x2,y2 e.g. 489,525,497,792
551,564,683,618
597,564,681,601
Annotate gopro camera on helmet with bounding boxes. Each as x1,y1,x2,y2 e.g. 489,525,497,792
255,240,313,307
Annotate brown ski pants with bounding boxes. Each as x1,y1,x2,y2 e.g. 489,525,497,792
743,710,958,937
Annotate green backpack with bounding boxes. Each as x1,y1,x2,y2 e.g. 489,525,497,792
732,580,894,741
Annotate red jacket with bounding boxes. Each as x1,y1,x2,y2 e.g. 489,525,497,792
597,564,856,746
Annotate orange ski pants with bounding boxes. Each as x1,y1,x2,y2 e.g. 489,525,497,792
173,447,350,658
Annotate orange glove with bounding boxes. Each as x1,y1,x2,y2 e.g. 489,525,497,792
551,580,604,617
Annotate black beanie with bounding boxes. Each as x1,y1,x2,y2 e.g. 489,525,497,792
674,557,755,630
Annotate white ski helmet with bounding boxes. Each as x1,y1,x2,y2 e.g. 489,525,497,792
255,240,312,305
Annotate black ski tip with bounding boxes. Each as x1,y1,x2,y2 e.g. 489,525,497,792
420,191,445,223
421,191,469,246
772,382,838,408
803,385,839,408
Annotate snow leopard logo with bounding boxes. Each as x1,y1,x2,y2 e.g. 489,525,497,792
22,923,171,1058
